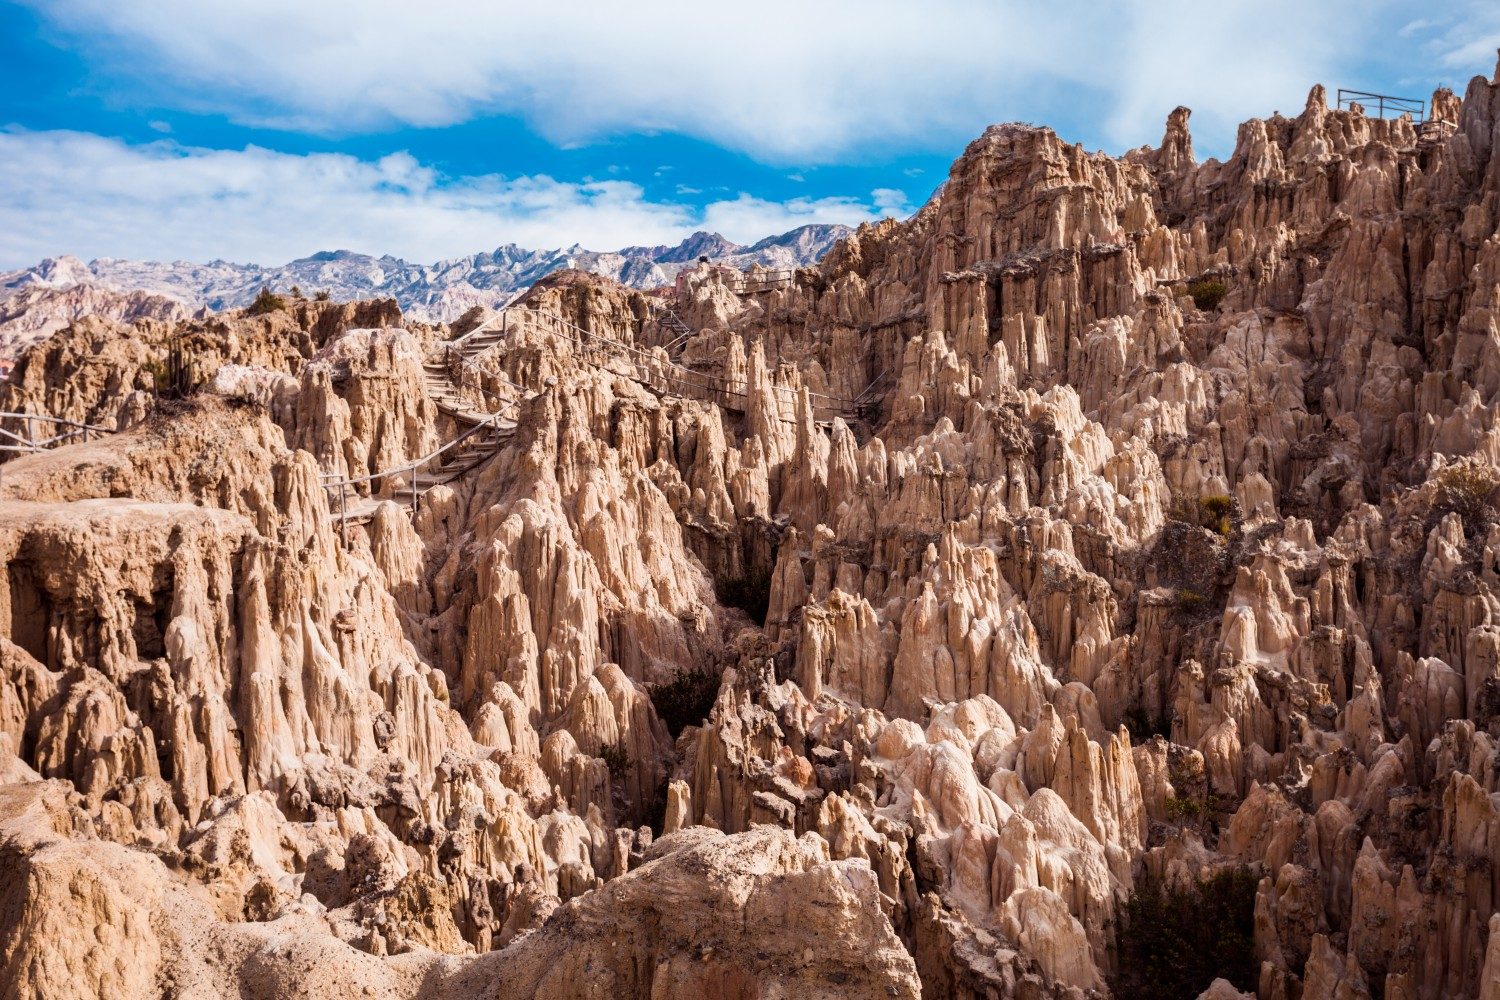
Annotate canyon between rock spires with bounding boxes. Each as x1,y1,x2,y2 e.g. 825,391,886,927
8,67,1500,1000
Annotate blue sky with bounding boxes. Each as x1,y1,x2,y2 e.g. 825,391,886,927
0,0,1494,268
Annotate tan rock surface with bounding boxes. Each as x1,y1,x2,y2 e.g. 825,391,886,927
10,70,1500,998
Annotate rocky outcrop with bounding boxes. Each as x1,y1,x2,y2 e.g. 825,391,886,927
11,63,1500,1000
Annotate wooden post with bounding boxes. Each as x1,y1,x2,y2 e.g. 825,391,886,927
339,482,348,550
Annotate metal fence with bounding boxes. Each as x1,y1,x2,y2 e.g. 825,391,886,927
1336,89,1425,121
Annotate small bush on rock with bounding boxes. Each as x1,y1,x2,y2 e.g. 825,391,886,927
1164,794,1206,821
1169,493,1238,538
1432,463,1498,537
1186,278,1228,311
246,286,287,316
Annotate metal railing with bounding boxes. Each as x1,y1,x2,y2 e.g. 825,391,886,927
0,412,113,453
1336,89,1425,121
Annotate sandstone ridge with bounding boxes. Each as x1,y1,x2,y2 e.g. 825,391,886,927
8,71,1500,999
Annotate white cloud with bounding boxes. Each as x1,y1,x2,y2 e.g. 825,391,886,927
1102,0,1372,157
871,189,910,215
1422,6,1500,74
0,130,898,267
698,193,898,243
19,0,1398,161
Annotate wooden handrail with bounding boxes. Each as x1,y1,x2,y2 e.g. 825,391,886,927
439,342,526,408
320,407,514,493
0,412,113,453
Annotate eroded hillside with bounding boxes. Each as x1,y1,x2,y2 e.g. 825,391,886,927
5,70,1500,1000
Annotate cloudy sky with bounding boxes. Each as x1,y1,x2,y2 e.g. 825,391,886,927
1,0,1493,267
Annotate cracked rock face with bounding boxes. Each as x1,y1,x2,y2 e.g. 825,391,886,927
10,67,1500,1000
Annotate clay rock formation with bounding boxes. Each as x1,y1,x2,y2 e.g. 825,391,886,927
11,62,1500,1000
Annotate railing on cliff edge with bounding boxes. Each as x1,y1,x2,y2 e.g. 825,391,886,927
1335,89,1425,121
0,412,113,453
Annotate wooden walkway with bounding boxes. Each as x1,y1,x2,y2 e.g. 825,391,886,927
723,268,796,295
324,315,521,528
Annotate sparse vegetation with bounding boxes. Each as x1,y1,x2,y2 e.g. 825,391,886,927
246,285,287,316
1200,494,1234,535
1431,462,1498,537
650,666,721,739
1112,867,1259,1000
1186,278,1228,312
599,742,631,780
1169,493,1237,539
714,567,772,625
314,289,331,302
1174,587,1206,614
1164,794,1206,821
290,285,304,299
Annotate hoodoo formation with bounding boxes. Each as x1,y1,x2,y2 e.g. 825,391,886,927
9,70,1500,1000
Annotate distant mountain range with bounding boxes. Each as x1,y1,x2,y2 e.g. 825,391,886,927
0,224,852,333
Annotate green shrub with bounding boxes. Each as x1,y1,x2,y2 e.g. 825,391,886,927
1164,794,1206,821
599,742,631,780
1113,867,1259,1000
650,666,721,739
1186,278,1228,312
314,289,332,302
1175,587,1206,613
715,568,772,625
246,285,287,316
1432,463,1498,537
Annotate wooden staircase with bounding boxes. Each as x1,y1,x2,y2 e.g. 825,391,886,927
326,316,521,530
657,306,696,355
